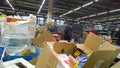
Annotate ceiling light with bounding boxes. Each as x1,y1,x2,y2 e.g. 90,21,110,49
82,16,88,19
109,9,120,13
108,18,117,20
77,18,81,20
74,7,82,11
0,9,4,11
6,0,15,10
59,15,63,17
7,10,15,12
89,14,96,17
82,1,93,7
95,0,99,2
59,0,97,17
97,11,108,15
67,10,73,14
37,0,46,14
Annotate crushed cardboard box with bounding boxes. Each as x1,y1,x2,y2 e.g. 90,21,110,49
35,42,120,68
76,32,103,55
33,31,56,47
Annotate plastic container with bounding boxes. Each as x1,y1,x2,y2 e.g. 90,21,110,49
3,46,40,61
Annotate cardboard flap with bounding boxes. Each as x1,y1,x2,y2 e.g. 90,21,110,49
33,31,56,47
111,61,120,68
29,57,38,65
54,42,76,55
38,25,47,33
36,44,59,68
76,44,93,55
99,42,117,51
84,32,103,51
82,50,115,68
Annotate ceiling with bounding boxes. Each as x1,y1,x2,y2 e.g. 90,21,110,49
0,0,120,23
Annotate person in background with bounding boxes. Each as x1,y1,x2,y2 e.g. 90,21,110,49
64,23,73,42
48,23,58,34
89,29,98,35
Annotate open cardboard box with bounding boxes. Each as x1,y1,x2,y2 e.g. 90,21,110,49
32,31,56,47
32,32,120,68
76,32,103,55
35,42,120,68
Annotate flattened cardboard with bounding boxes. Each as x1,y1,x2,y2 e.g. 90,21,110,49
33,31,56,47
97,42,120,68
82,50,116,68
111,61,120,68
103,49,120,68
76,32,103,54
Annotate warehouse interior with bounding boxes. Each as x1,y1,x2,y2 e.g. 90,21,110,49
0,0,120,68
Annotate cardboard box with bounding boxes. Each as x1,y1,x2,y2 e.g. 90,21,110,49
35,42,119,68
76,32,103,55
33,31,56,47
98,42,120,68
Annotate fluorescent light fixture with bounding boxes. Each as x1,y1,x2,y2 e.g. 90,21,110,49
59,0,100,17
82,1,93,7
77,18,82,20
108,18,117,20
6,0,15,10
67,10,73,14
74,7,82,11
95,0,99,2
59,10,73,17
37,0,46,14
0,9,4,11
59,15,63,17
7,10,15,12
82,16,88,19
89,14,96,17
109,9,120,13
97,11,108,15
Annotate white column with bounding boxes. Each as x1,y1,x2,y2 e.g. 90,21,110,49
47,0,53,22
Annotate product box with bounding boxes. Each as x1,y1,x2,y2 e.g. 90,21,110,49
35,42,119,68
2,58,35,68
33,31,56,47
76,32,103,55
